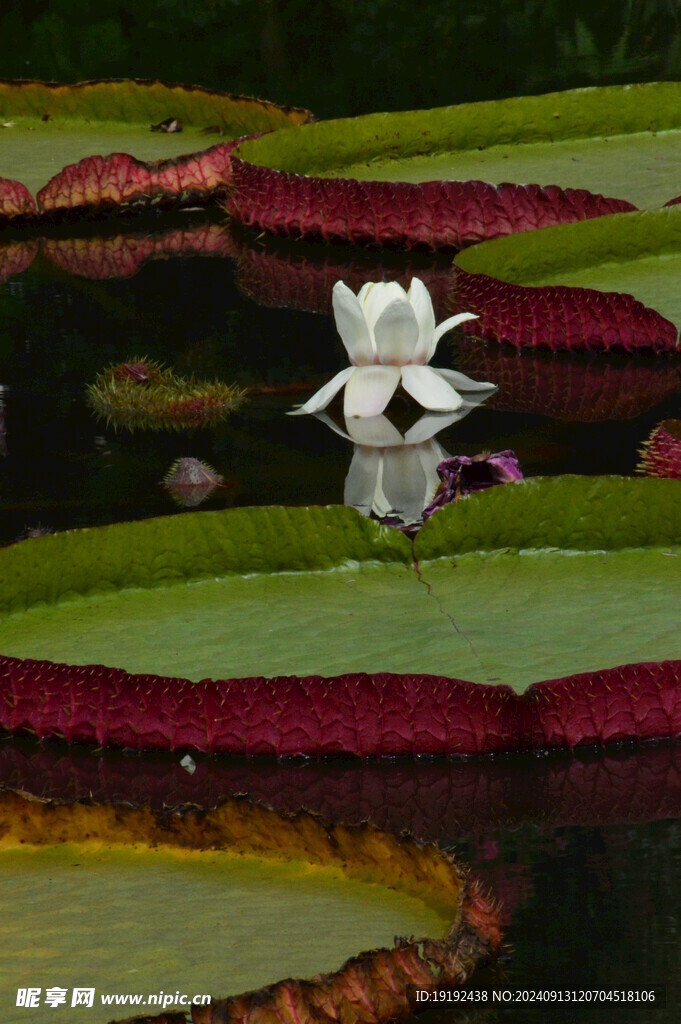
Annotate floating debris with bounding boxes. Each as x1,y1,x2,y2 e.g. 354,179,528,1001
150,116,183,133
87,357,246,432
179,754,196,775
423,450,523,520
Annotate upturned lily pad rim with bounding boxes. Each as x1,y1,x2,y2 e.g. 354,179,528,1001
453,204,681,284
2,476,681,615
233,80,681,175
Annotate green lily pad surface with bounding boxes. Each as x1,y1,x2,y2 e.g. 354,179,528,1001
0,79,311,196
455,205,681,330
235,82,681,209
0,842,443,1023
1,478,680,692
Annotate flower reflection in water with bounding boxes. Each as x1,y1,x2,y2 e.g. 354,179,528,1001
317,396,492,528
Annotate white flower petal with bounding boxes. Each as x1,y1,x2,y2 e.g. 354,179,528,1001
287,366,355,416
342,414,405,447
373,299,420,364
332,281,374,365
400,364,464,412
344,364,401,418
407,277,436,363
430,311,479,358
360,281,408,336
436,368,497,392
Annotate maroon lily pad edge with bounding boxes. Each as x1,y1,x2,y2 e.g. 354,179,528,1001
2,655,681,757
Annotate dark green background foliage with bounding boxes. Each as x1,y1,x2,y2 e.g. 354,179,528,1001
3,0,681,117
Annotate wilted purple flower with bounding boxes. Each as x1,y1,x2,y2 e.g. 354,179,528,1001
423,450,523,520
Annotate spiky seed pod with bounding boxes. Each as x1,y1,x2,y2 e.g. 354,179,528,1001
87,358,246,432
638,419,681,478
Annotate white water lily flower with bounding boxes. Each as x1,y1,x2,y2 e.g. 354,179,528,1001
289,278,495,418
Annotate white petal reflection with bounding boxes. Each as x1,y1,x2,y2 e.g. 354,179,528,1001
345,448,392,518
402,409,474,444
380,440,446,525
342,414,405,447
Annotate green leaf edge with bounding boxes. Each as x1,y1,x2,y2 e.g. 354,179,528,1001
1,477,680,616
454,204,681,283
233,81,681,175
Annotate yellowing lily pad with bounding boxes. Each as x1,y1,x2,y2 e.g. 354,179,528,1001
0,790,499,1024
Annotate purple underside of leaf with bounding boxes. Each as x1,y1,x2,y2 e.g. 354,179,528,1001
453,268,680,353
0,141,244,223
2,655,681,756
225,159,637,250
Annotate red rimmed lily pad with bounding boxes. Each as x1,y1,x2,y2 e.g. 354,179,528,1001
1,478,681,755
0,78,312,221
225,82,681,249
453,206,681,352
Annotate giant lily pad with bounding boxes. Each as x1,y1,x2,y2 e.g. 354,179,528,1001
453,206,681,351
1,478,681,754
0,789,498,1024
0,78,312,219
226,82,681,249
